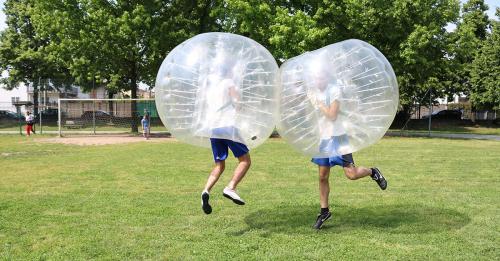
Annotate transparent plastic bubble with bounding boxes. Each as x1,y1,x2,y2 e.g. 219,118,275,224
278,39,399,157
155,32,279,148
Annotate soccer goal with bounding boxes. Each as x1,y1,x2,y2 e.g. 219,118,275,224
58,98,164,136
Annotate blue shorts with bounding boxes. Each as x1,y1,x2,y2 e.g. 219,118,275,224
312,135,354,167
210,138,249,162
311,154,354,167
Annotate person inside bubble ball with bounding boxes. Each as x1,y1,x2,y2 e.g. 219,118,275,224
199,65,251,215
307,69,387,229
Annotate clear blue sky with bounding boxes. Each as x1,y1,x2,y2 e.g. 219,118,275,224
0,0,6,31
0,0,498,31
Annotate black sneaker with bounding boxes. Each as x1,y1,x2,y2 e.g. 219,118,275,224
313,211,332,229
371,168,387,190
201,192,212,214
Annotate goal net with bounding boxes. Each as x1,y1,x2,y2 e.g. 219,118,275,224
58,98,164,136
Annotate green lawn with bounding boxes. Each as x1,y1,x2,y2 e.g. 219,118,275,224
391,126,500,135
3,119,500,136
0,136,499,259
390,120,500,135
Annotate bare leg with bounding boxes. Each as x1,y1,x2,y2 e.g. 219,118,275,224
203,161,225,192
227,153,251,190
319,166,331,208
343,164,372,180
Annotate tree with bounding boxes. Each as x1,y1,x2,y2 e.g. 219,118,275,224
337,0,459,110
2,0,471,122
218,0,460,114
32,0,206,132
469,8,500,109
0,0,72,116
218,0,328,62
447,0,490,100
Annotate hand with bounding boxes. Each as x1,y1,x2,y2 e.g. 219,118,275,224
306,89,320,109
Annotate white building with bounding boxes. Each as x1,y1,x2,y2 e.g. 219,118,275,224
0,84,28,113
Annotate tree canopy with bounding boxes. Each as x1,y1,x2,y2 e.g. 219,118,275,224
0,0,498,114
469,8,500,109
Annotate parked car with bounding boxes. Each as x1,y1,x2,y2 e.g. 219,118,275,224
80,110,114,125
0,110,23,121
34,108,59,121
40,108,59,118
422,110,462,120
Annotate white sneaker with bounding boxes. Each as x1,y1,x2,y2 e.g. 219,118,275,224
223,187,245,205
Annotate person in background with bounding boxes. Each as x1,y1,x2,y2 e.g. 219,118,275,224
25,111,35,136
141,114,150,140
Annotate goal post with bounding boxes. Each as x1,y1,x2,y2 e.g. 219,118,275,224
58,98,164,137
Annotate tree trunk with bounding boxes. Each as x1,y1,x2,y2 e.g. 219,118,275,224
33,81,39,116
108,91,114,117
130,62,139,133
199,0,212,33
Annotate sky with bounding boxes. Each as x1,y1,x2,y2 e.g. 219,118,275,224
0,0,5,31
0,0,498,32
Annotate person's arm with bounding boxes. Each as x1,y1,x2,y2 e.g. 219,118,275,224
228,85,239,102
318,100,339,121
228,81,240,110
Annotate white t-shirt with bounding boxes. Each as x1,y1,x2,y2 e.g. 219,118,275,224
316,84,346,138
200,75,237,130
25,114,34,123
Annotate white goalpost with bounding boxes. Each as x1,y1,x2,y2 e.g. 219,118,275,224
58,98,163,137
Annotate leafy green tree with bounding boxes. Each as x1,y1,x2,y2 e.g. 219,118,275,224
447,0,490,100
342,0,458,110
32,0,207,131
2,0,478,122
469,8,500,109
0,0,72,116
219,0,328,61
260,0,459,110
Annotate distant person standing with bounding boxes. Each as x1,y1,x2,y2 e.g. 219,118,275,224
141,114,150,139
25,111,35,136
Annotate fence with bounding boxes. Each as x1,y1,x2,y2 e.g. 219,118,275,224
408,103,498,120
58,98,165,136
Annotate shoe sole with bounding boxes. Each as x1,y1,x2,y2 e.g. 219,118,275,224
201,193,212,214
223,193,245,205
380,180,387,190
314,213,332,229
373,168,387,190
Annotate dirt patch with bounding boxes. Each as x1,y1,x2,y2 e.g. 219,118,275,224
39,134,176,146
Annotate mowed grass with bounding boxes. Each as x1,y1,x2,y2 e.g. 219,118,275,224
0,135,499,260
392,126,500,135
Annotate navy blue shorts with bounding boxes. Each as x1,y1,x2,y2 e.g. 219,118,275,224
210,138,249,162
312,135,354,167
311,154,354,167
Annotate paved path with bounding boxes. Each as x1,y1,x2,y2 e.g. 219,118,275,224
0,130,170,135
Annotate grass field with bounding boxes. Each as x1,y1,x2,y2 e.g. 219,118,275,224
0,135,499,260
2,120,500,135
392,126,500,135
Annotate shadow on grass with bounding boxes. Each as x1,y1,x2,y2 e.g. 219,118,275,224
230,203,470,236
